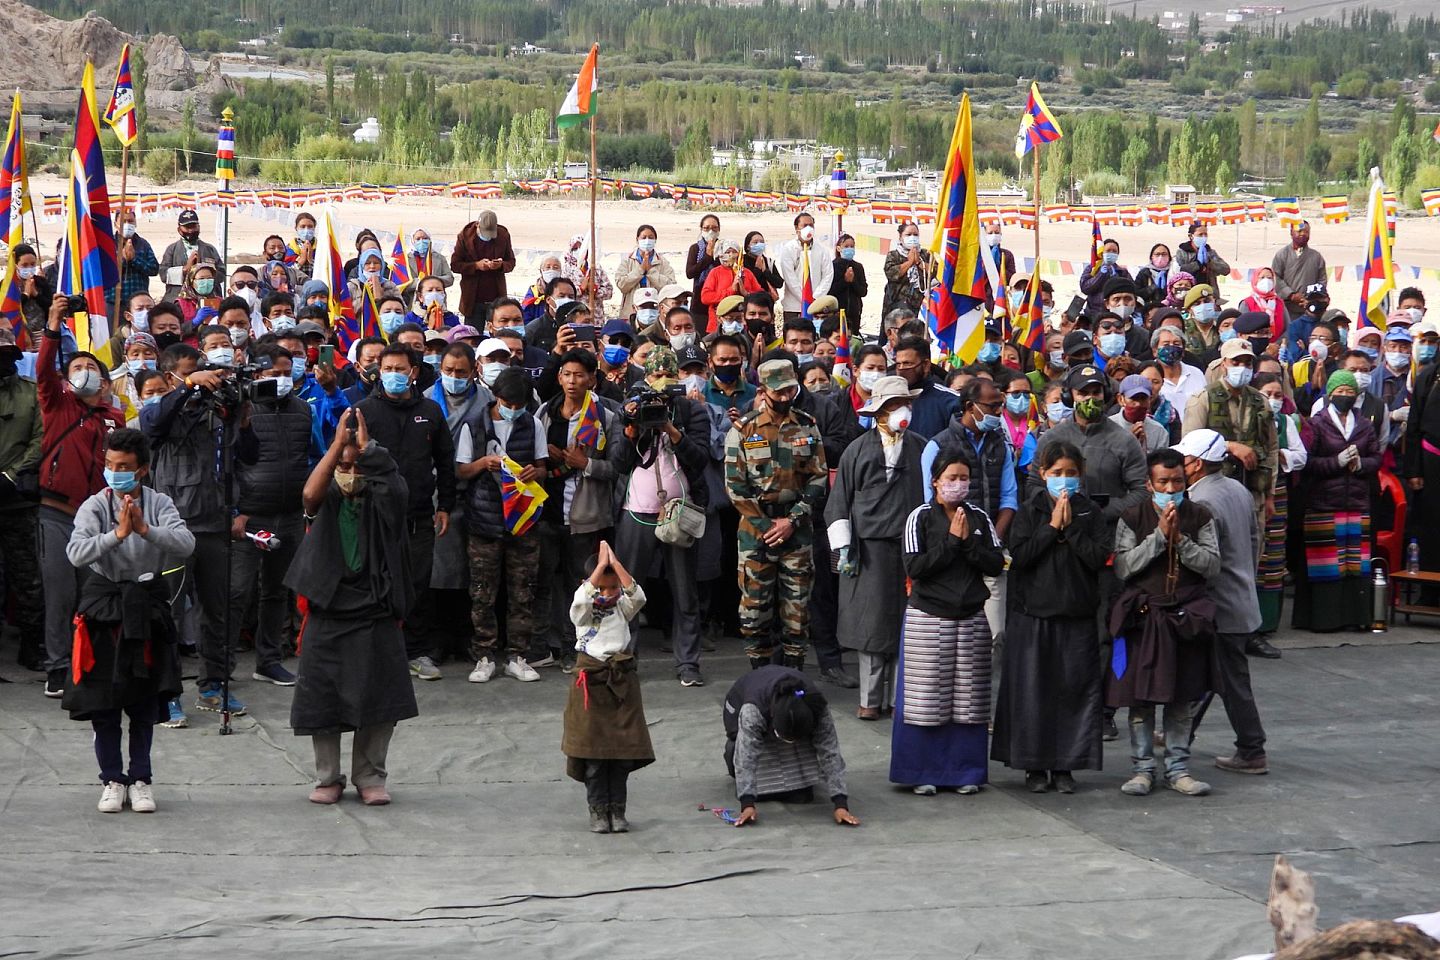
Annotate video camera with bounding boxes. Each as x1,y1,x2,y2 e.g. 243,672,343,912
625,383,685,432
202,361,279,411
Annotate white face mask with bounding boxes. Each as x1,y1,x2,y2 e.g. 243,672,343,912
68,367,102,396
984,232,1001,248
902,235,920,249
885,406,912,432
669,332,695,351
122,223,137,238
269,376,293,399
17,265,36,280
857,369,884,392
237,288,258,308
206,347,235,367
481,361,507,386
1353,371,1372,391
541,269,560,283
799,225,815,242
229,326,249,346
1386,351,1411,370
270,317,296,334
1255,278,1275,295
681,374,706,395
1267,396,1284,415
422,290,445,307
130,308,150,332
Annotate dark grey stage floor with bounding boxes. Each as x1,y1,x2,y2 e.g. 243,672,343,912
2,623,1436,959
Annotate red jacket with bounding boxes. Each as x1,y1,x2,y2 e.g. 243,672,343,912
699,265,761,330
36,330,123,515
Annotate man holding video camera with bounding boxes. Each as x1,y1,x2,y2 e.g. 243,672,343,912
142,314,250,716
229,344,322,687
612,346,713,688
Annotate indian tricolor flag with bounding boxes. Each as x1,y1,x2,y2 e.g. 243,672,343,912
556,44,598,129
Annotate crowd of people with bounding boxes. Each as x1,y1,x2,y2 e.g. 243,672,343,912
1,206,1437,829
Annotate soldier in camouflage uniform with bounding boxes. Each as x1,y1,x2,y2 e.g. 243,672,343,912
725,359,828,670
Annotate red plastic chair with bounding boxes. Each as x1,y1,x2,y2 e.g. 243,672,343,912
1375,469,1407,601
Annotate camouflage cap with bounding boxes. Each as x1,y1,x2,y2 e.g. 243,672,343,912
644,344,678,377
0,324,17,353
758,358,799,391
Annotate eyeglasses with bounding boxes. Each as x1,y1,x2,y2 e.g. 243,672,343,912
232,281,259,290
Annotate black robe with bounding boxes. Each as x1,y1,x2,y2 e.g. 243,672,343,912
285,442,419,735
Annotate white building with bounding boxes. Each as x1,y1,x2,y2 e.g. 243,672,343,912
353,117,381,144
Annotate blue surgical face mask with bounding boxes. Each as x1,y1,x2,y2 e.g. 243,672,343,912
126,358,156,375
602,345,630,367
1005,393,1031,416
1191,302,1218,324
105,469,139,493
380,311,405,336
637,308,660,325
1357,346,1379,362
976,412,1002,432
140,395,162,409
441,374,471,395
1099,333,1126,357
1045,476,1080,498
380,371,411,396
1047,401,1073,423
1219,327,1237,343
721,319,745,335
749,242,766,256
1418,343,1438,365
291,356,307,380
1102,251,1119,266
793,352,814,367
413,238,431,255
977,342,1001,363
839,247,856,261
637,238,656,253
498,403,524,421
1152,490,1185,511
424,354,441,369
297,227,316,242
482,361,507,386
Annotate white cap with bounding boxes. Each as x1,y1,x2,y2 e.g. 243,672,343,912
1172,428,1227,462
477,337,512,359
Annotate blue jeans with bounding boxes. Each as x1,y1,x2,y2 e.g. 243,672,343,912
1128,702,1195,779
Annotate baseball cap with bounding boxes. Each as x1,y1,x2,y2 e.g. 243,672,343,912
758,358,799,391
1063,364,1107,391
1386,309,1416,328
424,329,449,345
1062,330,1094,357
1118,374,1152,398
477,210,498,230
447,324,482,343
1384,327,1414,344
658,283,691,301
635,287,660,307
600,318,635,340
178,210,200,226
1172,428,1228,462
476,337,512,359
676,344,709,370
294,320,327,338
1219,338,1255,360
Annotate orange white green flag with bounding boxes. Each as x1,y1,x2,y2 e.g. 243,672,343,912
556,44,598,129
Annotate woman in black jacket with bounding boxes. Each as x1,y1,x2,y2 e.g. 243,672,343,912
990,441,1110,794
741,230,784,298
889,448,1006,797
828,234,868,336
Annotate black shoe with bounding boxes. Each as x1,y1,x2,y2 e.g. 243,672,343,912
748,656,770,671
1246,636,1282,659
609,804,629,833
1052,771,1076,794
44,668,65,699
1102,714,1119,741
1025,771,1050,793
781,653,806,671
588,805,611,834
819,666,860,689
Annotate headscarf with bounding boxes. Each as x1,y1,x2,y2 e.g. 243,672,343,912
1245,268,1285,339
1165,270,1196,309
262,259,290,296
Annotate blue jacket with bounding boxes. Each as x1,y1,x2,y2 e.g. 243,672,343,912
908,380,959,441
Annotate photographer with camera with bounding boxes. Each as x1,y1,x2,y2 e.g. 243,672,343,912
356,343,456,681
613,346,713,688
141,335,246,717
230,345,321,687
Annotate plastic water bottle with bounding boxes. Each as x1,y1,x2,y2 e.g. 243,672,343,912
1406,539,1421,575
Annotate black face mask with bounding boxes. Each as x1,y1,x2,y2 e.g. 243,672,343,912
155,331,181,350
181,230,201,243
1248,337,1271,355
747,318,771,336
1306,300,1329,317
362,363,380,383
0,355,17,379
1328,394,1356,413
768,399,792,416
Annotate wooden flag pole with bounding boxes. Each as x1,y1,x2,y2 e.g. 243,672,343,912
112,143,129,332
587,112,597,313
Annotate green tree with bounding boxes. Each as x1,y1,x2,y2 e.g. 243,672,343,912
1120,135,1148,192
180,97,195,173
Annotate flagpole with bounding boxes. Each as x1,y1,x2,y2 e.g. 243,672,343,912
1032,147,1041,281
587,111,597,313
112,144,129,332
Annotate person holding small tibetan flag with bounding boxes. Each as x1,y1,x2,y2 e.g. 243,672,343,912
459,365,549,684
63,428,193,814
287,407,418,806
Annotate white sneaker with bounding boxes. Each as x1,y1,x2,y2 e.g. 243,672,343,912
504,656,541,682
467,657,496,683
128,781,156,813
98,781,126,813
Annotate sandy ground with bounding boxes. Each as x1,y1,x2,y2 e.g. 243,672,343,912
27,174,1440,336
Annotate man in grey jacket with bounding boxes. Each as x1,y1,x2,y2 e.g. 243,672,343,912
158,211,226,302
1176,429,1269,777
